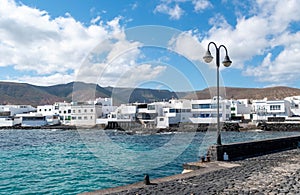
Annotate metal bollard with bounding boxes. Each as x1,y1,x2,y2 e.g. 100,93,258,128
144,174,150,185
201,156,205,162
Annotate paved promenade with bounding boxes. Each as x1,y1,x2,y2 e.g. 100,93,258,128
85,149,300,195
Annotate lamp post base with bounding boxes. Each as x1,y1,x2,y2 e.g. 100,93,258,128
216,133,222,146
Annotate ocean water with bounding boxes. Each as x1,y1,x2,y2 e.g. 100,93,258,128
0,129,300,194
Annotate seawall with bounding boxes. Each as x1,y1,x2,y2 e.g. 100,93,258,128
208,135,300,161
82,148,300,195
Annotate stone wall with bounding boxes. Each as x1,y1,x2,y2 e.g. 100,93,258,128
208,135,300,161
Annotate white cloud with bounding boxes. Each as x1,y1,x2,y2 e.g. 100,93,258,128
131,2,138,10
168,30,205,62
0,0,166,87
154,0,211,19
0,0,109,77
192,0,212,12
90,16,101,24
198,0,300,86
11,73,75,86
154,3,184,20
115,64,167,88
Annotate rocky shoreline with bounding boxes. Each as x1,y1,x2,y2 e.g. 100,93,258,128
86,149,300,195
0,125,77,130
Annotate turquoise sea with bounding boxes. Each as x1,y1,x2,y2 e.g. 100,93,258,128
1,129,300,194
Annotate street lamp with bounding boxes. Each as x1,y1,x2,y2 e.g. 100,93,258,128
203,42,232,145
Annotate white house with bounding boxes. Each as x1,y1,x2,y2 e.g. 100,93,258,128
229,99,252,120
0,105,37,127
14,113,47,127
189,97,231,124
0,105,36,116
252,99,291,122
37,102,70,125
0,111,14,127
285,96,300,116
95,98,116,118
108,104,137,122
157,99,192,128
70,102,102,127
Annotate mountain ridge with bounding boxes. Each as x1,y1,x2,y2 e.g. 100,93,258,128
1,81,300,106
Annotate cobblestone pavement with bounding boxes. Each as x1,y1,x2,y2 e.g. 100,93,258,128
107,149,300,195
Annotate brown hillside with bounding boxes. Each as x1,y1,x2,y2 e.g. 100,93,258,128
185,86,300,100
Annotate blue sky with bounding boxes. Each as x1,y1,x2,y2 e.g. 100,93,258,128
1,0,300,92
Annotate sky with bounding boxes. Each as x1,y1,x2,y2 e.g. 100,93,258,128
1,0,300,92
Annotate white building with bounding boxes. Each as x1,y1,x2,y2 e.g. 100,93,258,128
0,105,37,127
0,105,36,116
157,99,192,128
189,97,231,124
14,113,47,127
95,98,116,118
108,104,137,122
106,98,232,129
229,99,252,120
285,96,300,116
0,111,14,127
70,102,102,127
37,102,71,125
252,99,291,122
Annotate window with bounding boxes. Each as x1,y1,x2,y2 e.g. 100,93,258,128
192,104,199,109
84,109,87,113
90,116,93,120
84,116,88,120
169,109,176,113
147,105,155,110
231,107,236,111
211,104,221,109
211,113,222,117
200,113,210,118
91,109,93,112
71,116,76,120
193,114,200,118
68,110,71,114
73,110,76,113
63,111,66,114
192,104,211,109
78,116,82,120
78,110,81,113
159,118,164,121
270,105,281,110
49,109,51,111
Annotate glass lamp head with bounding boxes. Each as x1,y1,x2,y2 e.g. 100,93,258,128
222,55,232,67
203,50,213,63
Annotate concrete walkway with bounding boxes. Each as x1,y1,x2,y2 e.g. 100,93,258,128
83,149,300,195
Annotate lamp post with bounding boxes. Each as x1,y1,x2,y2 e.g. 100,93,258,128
203,42,232,145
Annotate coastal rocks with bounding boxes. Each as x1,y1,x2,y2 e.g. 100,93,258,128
105,122,241,134
257,122,300,131
221,122,240,132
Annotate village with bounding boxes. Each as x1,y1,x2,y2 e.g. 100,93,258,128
1,95,300,130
